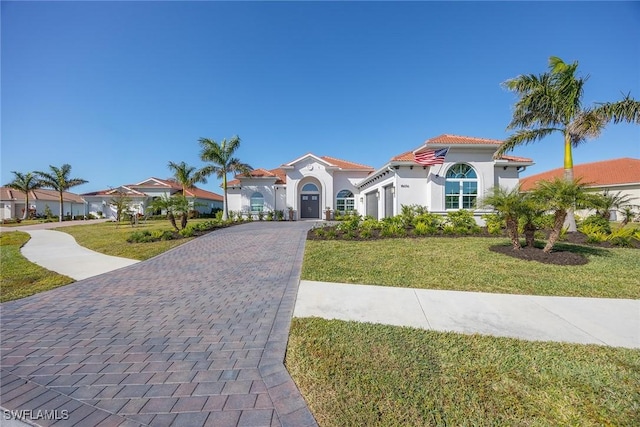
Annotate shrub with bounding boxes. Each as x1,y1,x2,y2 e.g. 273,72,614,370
179,227,195,238
127,230,153,243
414,213,443,230
276,210,285,221
381,222,406,237
257,210,264,221
314,228,327,238
266,210,274,221
337,214,361,232
608,227,635,247
580,215,612,234
360,228,373,239
360,217,381,232
482,213,504,235
579,223,609,243
413,221,431,236
446,210,480,234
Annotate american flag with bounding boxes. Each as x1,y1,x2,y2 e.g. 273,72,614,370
414,147,449,166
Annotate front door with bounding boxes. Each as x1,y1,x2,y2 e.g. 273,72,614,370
300,194,320,219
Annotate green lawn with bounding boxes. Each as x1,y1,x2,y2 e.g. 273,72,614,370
287,318,640,427
57,219,210,260
302,237,640,299
0,232,75,302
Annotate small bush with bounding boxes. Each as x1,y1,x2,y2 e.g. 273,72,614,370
446,210,480,234
579,223,609,243
482,213,504,235
608,227,635,247
127,230,153,243
360,229,373,239
179,227,195,238
580,215,612,234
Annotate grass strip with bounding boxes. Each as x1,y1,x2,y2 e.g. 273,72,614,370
302,238,640,299
287,318,640,427
57,220,207,260
1,232,75,302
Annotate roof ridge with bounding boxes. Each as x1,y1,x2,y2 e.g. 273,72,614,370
320,155,374,169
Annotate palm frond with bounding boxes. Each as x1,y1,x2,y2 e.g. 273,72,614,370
593,93,640,124
495,128,558,157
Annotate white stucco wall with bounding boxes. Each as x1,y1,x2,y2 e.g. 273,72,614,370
285,158,335,215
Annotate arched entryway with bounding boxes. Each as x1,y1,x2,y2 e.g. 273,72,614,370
299,182,320,219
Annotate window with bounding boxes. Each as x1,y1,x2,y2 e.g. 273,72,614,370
445,164,477,209
301,183,319,192
336,189,355,213
250,192,264,212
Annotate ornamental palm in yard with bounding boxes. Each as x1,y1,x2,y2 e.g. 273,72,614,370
496,56,640,231
6,171,43,219
481,186,528,250
36,164,87,222
532,178,592,253
198,136,252,220
167,161,207,228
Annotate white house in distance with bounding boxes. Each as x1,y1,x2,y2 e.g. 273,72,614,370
82,177,223,220
0,187,86,220
226,134,534,223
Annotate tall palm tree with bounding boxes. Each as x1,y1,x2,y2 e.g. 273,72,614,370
6,171,43,219
36,164,88,222
496,56,640,231
167,161,208,228
198,136,252,220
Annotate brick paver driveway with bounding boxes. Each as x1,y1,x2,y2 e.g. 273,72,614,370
1,222,318,427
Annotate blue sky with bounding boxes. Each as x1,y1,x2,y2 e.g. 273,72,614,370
2,1,639,195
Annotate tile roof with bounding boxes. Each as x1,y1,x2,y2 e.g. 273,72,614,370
496,155,534,163
319,156,374,170
0,187,85,203
426,134,504,145
520,158,640,191
228,168,287,187
84,178,223,201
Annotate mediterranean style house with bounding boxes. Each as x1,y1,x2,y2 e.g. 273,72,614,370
520,157,640,220
226,134,534,223
82,177,223,220
0,187,85,220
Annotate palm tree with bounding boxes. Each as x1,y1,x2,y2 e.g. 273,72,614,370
198,136,252,220
481,186,529,250
531,178,592,253
620,206,637,226
167,161,207,228
591,190,635,220
148,195,179,231
496,56,640,231
36,164,88,222
6,171,43,220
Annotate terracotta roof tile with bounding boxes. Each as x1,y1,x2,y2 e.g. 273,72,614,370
390,150,416,162
1,187,84,203
426,134,503,145
520,158,640,191
228,168,287,187
497,155,534,163
320,156,374,170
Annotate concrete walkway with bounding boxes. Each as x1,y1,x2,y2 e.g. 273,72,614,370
21,230,139,280
1,222,317,427
294,281,640,349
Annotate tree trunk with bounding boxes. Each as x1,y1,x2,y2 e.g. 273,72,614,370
168,212,178,231
524,222,536,247
180,213,187,230
222,175,228,221
563,135,577,232
544,210,567,253
505,216,521,250
59,194,64,222
22,193,29,220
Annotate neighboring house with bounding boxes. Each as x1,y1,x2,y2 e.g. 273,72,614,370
82,177,223,220
226,134,534,223
520,157,640,220
0,187,85,220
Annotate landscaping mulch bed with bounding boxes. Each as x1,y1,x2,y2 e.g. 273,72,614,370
489,245,589,266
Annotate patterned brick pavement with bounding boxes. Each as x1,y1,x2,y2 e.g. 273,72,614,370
1,222,318,427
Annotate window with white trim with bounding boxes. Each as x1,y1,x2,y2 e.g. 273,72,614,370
250,192,264,212
445,164,477,209
336,190,355,213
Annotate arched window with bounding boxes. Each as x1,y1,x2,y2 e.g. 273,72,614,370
336,189,355,213
250,192,264,212
301,183,319,192
445,164,478,209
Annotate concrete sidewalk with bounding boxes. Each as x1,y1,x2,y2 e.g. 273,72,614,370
20,229,138,280
293,281,640,349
